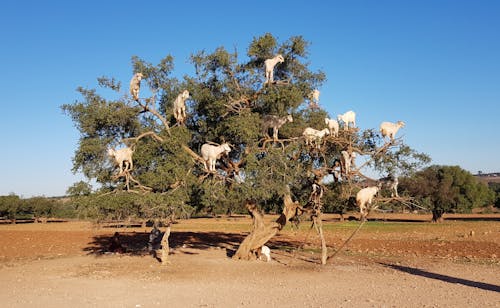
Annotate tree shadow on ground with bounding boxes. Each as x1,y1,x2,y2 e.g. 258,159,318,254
84,231,245,256
380,262,500,293
84,230,308,261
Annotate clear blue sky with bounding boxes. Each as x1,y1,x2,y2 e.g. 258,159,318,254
1,0,499,197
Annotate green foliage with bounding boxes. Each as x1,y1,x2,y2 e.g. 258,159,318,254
72,192,192,221
67,181,92,197
0,194,22,220
488,182,500,208
62,33,429,221
399,165,495,221
24,197,55,219
0,195,77,221
323,183,356,216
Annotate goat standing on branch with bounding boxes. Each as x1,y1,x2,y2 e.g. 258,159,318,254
108,146,134,175
129,73,144,101
264,54,284,84
173,90,189,125
324,117,339,137
309,89,320,108
200,143,231,172
380,121,405,142
337,110,356,130
303,127,330,148
356,185,380,221
340,150,356,176
262,114,293,141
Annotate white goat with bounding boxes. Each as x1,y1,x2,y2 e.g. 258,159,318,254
108,147,134,174
309,89,320,107
264,54,284,84
337,110,356,130
129,73,144,101
303,127,330,148
260,245,271,262
356,186,380,220
262,114,293,140
324,117,339,137
380,121,405,142
173,90,190,124
340,150,356,176
200,143,231,172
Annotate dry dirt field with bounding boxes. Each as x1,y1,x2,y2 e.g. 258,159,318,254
0,213,499,307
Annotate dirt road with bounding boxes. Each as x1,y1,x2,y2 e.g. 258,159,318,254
0,215,499,307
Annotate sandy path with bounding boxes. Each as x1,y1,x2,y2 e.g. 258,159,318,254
0,247,499,307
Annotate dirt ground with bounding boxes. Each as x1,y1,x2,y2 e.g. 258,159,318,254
0,213,499,307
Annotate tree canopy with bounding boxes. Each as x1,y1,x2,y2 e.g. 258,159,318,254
62,33,429,221
399,165,495,221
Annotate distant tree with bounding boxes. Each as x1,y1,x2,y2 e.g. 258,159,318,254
66,181,92,197
488,182,500,208
24,197,56,223
0,194,22,223
399,165,495,222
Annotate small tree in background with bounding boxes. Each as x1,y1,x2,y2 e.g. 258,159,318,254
66,181,92,197
399,165,494,222
0,194,22,224
487,182,500,208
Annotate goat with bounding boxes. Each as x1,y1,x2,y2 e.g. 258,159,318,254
303,127,330,148
200,143,231,172
309,89,320,108
337,110,356,130
262,114,293,140
129,73,144,101
380,121,405,142
173,90,190,124
340,150,356,176
259,245,271,262
356,186,380,221
108,146,134,174
324,117,339,137
264,54,284,84
379,174,399,197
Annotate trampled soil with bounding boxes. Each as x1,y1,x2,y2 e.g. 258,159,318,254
0,214,499,307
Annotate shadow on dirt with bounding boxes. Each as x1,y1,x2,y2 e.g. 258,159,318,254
380,262,500,293
84,231,244,256
84,230,306,261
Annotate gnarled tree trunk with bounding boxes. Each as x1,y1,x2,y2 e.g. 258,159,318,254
232,195,299,260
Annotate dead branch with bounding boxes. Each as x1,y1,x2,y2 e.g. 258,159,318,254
111,170,152,194
122,131,164,145
134,90,171,135
260,137,299,151
181,145,205,164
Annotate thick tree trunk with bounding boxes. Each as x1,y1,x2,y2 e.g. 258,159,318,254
160,224,171,265
233,195,299,261
432,210,444,223
312,213,327,265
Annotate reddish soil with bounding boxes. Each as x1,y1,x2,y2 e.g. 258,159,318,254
0,214,499,307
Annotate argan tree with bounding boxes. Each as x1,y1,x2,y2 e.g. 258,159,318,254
63,33,429,264
399,165,494,222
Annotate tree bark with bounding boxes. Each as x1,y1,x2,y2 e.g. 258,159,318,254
160,224,171,265
233,195,299,260
432,210,444,223
312,213,327,265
